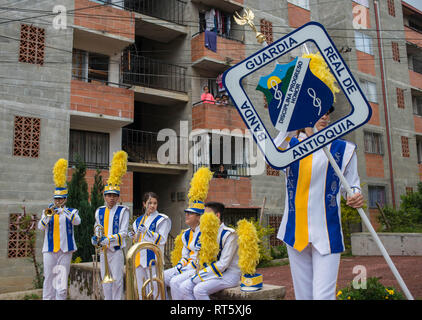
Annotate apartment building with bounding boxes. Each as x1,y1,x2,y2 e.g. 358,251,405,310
0,0,421,292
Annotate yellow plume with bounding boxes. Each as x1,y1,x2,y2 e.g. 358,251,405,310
237,219,260,275
107,150,128,186
187,167,213,205
52,158,68,188
302,52,340,102
198,211,220,267
171,230,185,266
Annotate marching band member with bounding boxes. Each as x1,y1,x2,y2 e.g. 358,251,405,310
180,202,241,300
274,53,364,300
164,167,213,300
91,151,130,300
38,158,80,300
130,192,171,300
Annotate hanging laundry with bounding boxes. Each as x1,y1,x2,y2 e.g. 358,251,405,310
205,8,215,31
205,30,217,52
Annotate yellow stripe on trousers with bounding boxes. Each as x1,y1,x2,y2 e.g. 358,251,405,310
135,214,147,268
53,214,61,252
293,153,313,252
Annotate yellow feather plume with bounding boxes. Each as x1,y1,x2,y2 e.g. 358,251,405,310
302,52,340,102
198,211,220,267
187,167,213,204
237,219,260,275
52,158,68,188
107,150,128,186
171,230,185,266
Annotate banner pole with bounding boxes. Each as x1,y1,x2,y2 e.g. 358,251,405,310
313,127,414,300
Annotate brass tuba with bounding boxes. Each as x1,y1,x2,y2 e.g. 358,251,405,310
125,241,165,300
93,224,115,284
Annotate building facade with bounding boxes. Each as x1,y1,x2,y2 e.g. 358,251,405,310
0,0,421,293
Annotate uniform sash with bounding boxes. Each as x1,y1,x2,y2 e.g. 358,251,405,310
99,206,123,250
47,207,74,252
135,214,165,267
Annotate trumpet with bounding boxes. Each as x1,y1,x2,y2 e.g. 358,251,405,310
45,205,58,218
93,224,115,284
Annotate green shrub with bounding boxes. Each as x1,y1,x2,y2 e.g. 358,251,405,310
270,244,288,259
336,277,405,300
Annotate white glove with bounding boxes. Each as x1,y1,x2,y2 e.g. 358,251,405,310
128,230,135,239
137,224,147,234
99,237,110,247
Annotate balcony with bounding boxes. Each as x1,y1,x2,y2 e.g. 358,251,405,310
125,0,188,42
405,26,422,48
191,32,245,73
70,79,134,128
192,102,246,131
73,0,135,56
121,52,189,105
122,128,189,174
409,69,422,90
206,176,252,208
191,0,243,12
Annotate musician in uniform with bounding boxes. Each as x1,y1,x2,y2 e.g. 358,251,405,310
38,158,80,300
91,151,130,300
179,202,241,300
275,109,364,300
129,192,171,299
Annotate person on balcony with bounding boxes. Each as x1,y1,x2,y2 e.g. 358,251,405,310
221,95,229,105
213,164,228,179
201,86,215,104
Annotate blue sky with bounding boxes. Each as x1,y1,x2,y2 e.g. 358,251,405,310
403,0,422,12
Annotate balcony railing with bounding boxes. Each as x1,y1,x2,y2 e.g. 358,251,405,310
121,52,187,92
124,0,186,25
122,128,188,164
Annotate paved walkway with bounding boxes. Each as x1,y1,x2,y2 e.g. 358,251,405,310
257,256,422,300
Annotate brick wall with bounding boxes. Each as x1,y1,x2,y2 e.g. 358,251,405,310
206,177,251,208
191,32,245,65
70,80,134,119
409,70,422,90
192,103,247,131
368,102,380,126
356,50,376,76
365,153,384,178
287,3,310,28
74,0,135,40
404,26,422,48
414,115,422,133
67,168,133,203
369,208,381,231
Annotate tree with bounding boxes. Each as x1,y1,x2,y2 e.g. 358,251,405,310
67,156,100,262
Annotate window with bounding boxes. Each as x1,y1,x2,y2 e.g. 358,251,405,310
368,185,386,208
72,49,109,83
354,31,373,55
19,24,45,66
417,137,422,163
288,0,310,10
392,42,400,62
192,132,251,178
360,79,378,103
69,130,109,168
8,213,37,258
260,19,273,44
13,116,41,158
406,187,413,195
387,0,395,17
413,95,422,116
396,88,405,109
364,131,383,154
401,136,410,157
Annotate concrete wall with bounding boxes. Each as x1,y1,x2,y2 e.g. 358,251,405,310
351,232,422,256
0,0,74,293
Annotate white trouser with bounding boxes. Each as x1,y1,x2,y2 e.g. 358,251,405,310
287,244,340,300
166,268,196,300
100,249,124,300
136,265,160,300
42,250,73,300
180,271,241,300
